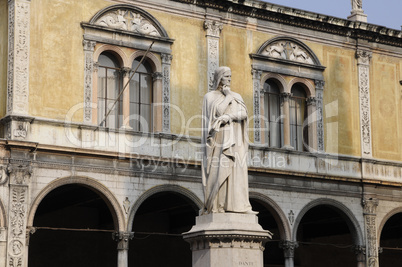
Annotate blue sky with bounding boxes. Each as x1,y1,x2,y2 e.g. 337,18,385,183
263,0,401,30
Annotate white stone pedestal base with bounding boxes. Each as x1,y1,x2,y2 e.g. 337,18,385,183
183,213,272,267
348,11,367,22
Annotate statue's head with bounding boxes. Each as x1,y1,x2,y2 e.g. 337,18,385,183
212,66,231,91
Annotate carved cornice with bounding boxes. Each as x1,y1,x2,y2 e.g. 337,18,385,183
186,234,269,251
172,0,402,48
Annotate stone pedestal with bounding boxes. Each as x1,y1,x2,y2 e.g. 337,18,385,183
183,213,272,267
348,11,367,22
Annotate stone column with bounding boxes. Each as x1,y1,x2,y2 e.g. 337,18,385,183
7,0,31,116
113,231,134,267
356,49,373,158
306,97,317,152
281,93,293,149
279,240,298,267
362,197,379,267
183,213,272,267
83,40,97,124
161,53,173,133
204,20,223,91
0,227,7,267
353,245,366,267
152,72,163,132
252,69,262,144
6,162,32,267
314,80,325,152
121,67,131,128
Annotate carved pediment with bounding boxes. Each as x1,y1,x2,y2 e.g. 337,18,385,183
94,9,161,37
257,37,320,65
88,5,169,38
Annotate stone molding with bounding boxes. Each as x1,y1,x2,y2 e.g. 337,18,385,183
187,234,268,251
356,49,373,157
7,0,31,115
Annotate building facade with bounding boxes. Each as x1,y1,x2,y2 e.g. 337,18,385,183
0,0,402,266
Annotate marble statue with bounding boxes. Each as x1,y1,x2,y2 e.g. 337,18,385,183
352,0,362,10
201,66,253,214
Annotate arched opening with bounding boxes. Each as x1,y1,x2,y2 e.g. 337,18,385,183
263,79,283,148
129,191,198,267
28,184,117,267
294,205,356,267
379,212,402,266
290,83,308,151
250,198,285,266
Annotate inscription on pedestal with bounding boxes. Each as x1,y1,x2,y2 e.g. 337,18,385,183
239,261,254,266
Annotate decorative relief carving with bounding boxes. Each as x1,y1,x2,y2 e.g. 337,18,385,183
315,80,325,152
7,0,31,115
288,210,295,225
362,197,379,267
123,197,130,214
161,54,172,132
252,69,262,144
306,96,317,106
83,40,96,123
204,20,222,91
95,9,161,36
188,235,267,251
261,41,314,64
7,164,32,185
356,49,373,157
13,123,27,139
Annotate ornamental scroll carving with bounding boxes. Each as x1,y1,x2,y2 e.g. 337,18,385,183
7,0,31,115
161,54,173,132
204,20,223,91
356,49,373,157
95,9,161,37
252,69,262,143
362,197,379,267
261,41,315,64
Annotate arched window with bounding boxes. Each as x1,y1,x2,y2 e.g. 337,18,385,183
264,79,282,148
97,52,122,128
290,84,307,151
129,58,153,132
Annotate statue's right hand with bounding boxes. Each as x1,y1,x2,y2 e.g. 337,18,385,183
222,85,231,96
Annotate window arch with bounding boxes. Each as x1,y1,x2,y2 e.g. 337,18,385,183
290,84,308,151
82,4,174,132
251,36,325,152
263,79,282,148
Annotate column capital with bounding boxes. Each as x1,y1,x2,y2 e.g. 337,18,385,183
204,20,223,38
362,197,379,215
251,69,262,80
314,80,325,90
113,231,134,250
161,53,173,65
152,71,163,81
120,67,131,78
83,40,96,52
356,49,372,65
280,92,292,101
279,240,299,258
306,96,317,106
7,162,32,185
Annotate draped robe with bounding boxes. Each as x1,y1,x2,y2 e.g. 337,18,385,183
201,89,252,213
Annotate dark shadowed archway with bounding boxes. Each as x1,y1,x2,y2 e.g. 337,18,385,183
29,184,118,267
379,212,402,266
129,191,198,267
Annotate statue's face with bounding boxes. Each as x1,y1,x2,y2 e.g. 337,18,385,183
220,70,231,87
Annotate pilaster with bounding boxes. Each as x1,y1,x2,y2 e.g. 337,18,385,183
7,0,31,116
204,20,223,91
362,197,379,267
252,69,262,144
314,80,325,152
161,53,173,133
6,162,32,267
356,49,373,158
83,40,97,124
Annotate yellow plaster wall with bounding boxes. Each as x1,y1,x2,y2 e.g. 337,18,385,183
29,0,110,122
371,54,402,161
0,0,8,119
322,46,361,156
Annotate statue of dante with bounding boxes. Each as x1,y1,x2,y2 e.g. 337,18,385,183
351,0,362,10
201,66,253,214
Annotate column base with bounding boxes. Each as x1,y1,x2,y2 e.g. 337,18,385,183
183,213,272,267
